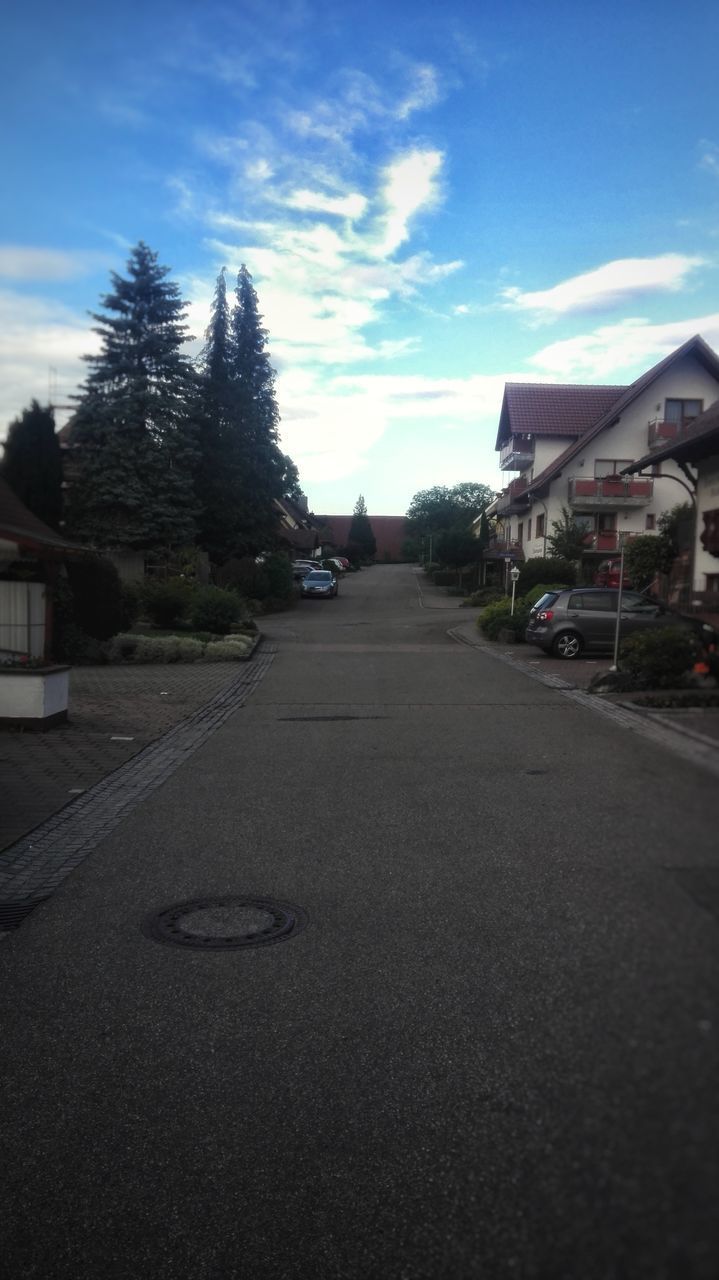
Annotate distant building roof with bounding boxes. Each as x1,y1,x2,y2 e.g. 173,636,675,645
526,335,719,497
319,514,408,560
495,383,627,450
0,476,83,555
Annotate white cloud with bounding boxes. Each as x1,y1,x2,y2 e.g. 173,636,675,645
528,312,719,380
0,291,100,437
502,254,706,321
374,149,444,256
0,246,107,282
699,139,719,177
395,64,441,119
284,189,368,219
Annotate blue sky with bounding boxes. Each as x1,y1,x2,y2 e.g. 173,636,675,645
2,0,719,515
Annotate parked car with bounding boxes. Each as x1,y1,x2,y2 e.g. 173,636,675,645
301,569,338,598
291,563,316,581
526,587,717,659
593,559,633,588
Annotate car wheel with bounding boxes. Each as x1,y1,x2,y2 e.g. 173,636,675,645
552,630,583,659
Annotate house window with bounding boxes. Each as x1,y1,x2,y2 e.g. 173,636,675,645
665,398,703,425
706,575,719,594
527,518,532,541
597,512,617,532
645,513,655,531
517,522,524,544
594,459,633,478
536,513,545,537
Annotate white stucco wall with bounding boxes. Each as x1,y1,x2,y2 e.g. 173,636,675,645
0,668,69,720
513,353,719,561
695,456,719,590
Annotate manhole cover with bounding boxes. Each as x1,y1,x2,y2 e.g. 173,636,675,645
142,896,307,949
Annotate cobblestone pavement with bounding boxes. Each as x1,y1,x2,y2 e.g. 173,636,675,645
0,648,275,925
0,656,266,852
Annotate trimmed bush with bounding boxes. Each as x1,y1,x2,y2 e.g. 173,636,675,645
132,636,181,663
202,639,252,662
619,626,699,689
106,633,141,662
264,552,294,601
517,558,575,595
140,577,193,628
462,588,504,607
174,638,205,662
190,586,241,635
65,555,125,640
119,581,142,631
478,596,531,641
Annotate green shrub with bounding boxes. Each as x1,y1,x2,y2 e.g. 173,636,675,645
462,588,504,607
55,623,107,664
264,552,294,600
140,577,193,628
517,558,575,595
64,556,124,640
230,619,258,635
106,633,141,662
202,638,252,662
479,596,531,640
119,581,142,631
190,586,241,634
619,627,699,689
424,562,440,576
433,570,456,586
174,638,205,662
133,636,181,663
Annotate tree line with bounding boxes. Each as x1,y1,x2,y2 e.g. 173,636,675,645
1,242,298,566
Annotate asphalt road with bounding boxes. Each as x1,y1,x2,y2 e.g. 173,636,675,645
2,564,719,1279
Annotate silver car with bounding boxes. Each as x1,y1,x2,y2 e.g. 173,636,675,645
525,587,713,659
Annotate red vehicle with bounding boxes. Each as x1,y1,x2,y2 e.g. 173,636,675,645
593,559,632,588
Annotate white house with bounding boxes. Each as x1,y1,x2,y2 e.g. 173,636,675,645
624,396,719,619
485,335,719,576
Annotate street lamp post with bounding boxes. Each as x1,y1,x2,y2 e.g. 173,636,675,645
609,534,627,672
510,565,520,616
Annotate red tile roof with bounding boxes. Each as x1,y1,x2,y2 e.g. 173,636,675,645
495,383,627,449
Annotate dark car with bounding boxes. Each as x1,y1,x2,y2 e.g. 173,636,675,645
301,569,338,598
525,587,716,659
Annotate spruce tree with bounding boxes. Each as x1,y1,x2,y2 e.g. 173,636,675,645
66,242,199,552
195,267,239,562
228,263,285,552
348,494,377,560
1,400,62,529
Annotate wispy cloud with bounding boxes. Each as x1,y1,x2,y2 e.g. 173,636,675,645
374,150,444,256
0,291,100,432
501,254,706,322
0,246,109,282
528,312,719,380
699,139,719,177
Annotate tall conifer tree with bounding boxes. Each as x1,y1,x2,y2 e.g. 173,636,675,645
66,242,198,551
348,494,377,560
196,267,239,562
1,400,62,529
228,263,284,552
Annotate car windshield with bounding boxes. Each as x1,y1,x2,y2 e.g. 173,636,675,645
307,571,332,581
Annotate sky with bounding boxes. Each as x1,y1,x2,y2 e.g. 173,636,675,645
2,0,719,516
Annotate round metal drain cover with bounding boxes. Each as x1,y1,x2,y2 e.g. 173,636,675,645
143,896,306,950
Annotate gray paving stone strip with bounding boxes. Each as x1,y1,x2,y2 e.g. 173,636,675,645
0,650,275,915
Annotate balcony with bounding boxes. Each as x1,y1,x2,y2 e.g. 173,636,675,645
499,434,534,471
495,477,530,515
568,476,653,509
647,419,680,448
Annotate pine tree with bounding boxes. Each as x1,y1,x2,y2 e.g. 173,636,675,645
195,267,240,562
228,263,285,552
66,242,199,551
0,400,62,529
348,494,377,561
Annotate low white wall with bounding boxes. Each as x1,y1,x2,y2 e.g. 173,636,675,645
0,668,69,721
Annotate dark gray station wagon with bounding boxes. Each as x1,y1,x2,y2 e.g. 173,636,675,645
526,587,713,659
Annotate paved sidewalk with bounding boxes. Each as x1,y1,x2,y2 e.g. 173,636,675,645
1,659,260,852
